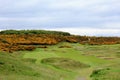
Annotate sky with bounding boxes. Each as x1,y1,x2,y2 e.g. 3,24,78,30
0,0,120,36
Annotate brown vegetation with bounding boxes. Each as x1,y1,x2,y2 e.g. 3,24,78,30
0,30,120,52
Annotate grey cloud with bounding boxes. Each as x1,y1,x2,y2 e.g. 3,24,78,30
0,0,120,36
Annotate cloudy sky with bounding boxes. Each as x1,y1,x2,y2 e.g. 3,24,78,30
0,0,120,36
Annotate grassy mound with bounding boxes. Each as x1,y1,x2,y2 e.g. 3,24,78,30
0,42,120,80
90,68,120,80
0,52,77,80
0,52,40,76
41,57,90,71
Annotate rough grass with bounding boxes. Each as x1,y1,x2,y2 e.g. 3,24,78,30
0,42,120,80
23,42,120,80
90,67,120,80
41,57,90,71
0,52,38,76
0,51,77,80
0,52,48,80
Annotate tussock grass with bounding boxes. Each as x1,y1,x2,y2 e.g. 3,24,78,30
41,57,90,71
90,68,120,80
0,42,120,80
0,52,40,76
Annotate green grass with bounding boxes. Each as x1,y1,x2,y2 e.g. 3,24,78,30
90,67,120,80
0,51,77,80
0,52,38,76
0,42,120,80
0,52,43,80
23,46,109,67
41,57,90,71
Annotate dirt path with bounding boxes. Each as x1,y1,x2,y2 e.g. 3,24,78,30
75,77,86,80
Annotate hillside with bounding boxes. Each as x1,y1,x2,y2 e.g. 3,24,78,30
0,42,120,80
0,30,120,80
0,30,120,52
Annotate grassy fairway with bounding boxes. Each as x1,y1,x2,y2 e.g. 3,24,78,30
0,42,120,80
23,42,120,80
24,44,109,66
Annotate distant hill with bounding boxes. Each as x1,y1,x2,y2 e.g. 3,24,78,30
0,30,70,36
0,30,120,52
